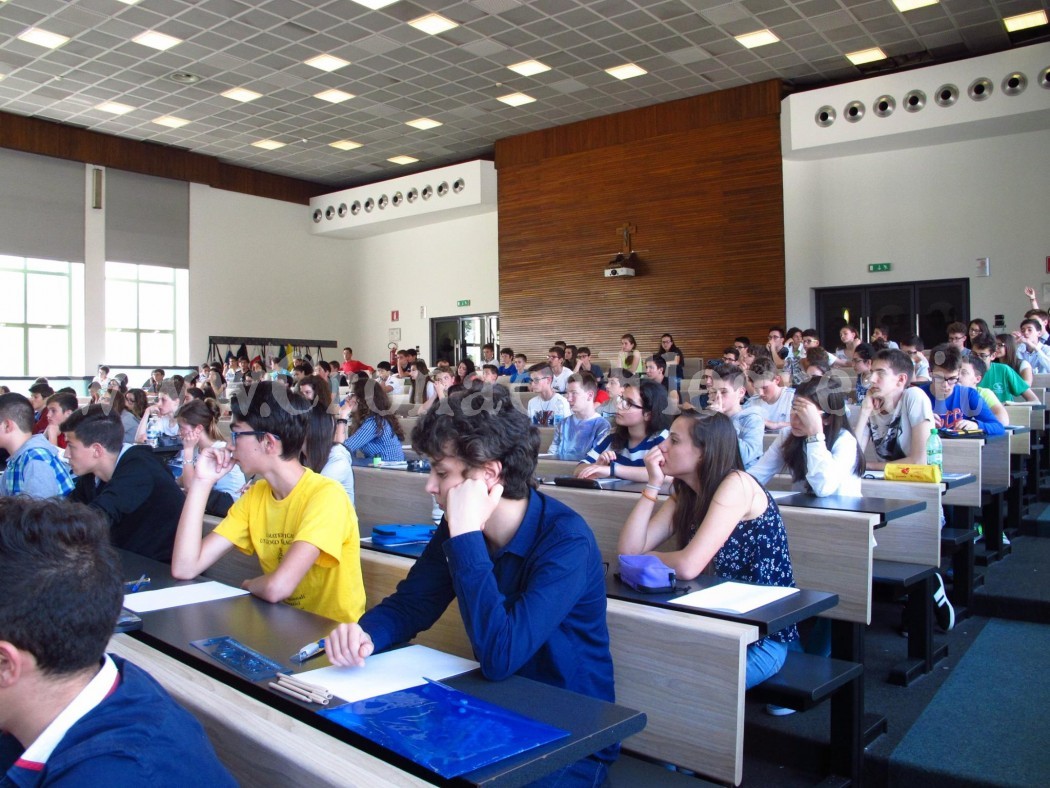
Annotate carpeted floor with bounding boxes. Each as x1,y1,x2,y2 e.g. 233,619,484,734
972,535,1050,623
887,618,1050,787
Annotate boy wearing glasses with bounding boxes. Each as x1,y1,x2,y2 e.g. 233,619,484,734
918,345,1003,435
970,336,1038,403
526,363,570,427
170,382,365,623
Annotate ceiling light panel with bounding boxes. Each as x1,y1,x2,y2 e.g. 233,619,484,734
315,88,355,103
406,118,442,130
152,115,190,128
1004,11,1047,32
508,60,551,77
97,101,135,115
252,139,285,150
735,30,780,49
304,54,350,72
349,0,400,8
17,28,70,49
132,31,182,51
605,63,647,80
408,14,458,35
222,87,262,102
846,47,888,65
388,155,419,165
330,140,363,151
891,0,938,11
498,92,536,106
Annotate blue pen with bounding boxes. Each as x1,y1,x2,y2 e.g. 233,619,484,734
126,574,149,593
292,638,325,663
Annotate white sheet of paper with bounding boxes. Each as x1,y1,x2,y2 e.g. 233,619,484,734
673,582,799,614
297,645,478,703
124,581,249,613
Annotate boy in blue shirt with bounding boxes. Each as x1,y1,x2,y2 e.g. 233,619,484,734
327,384,617,784
550,372,611,461
920,345,1004,435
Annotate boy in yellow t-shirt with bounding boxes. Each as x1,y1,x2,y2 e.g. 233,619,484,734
171,382,365,622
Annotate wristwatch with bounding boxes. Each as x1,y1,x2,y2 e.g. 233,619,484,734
805,433,824,444
336,418,348,425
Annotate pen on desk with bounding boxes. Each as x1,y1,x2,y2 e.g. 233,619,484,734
291,638,325,663
127,574,149,593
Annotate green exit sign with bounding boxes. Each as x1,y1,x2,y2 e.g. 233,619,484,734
457,299,471,307
868,263,892,273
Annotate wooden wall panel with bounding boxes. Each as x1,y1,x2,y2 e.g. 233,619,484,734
495,81,786,367
0,111,326,204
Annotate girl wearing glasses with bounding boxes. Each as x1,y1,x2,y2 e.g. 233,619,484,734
618,410,798,688
748,376,864,497
576,379,671,482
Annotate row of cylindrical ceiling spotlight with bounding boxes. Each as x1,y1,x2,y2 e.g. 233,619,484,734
312,177,467,222
815,65,1050,126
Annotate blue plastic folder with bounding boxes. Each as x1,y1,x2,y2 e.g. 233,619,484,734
371,524,436,546
318,679,569,778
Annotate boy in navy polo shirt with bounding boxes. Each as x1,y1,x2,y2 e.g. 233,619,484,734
327,385,617,785
0,497,234,786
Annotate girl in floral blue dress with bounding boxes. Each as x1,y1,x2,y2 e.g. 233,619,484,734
618,410,798,688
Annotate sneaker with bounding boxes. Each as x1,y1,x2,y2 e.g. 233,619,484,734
765,704,797,716
933,572,955,632
1002,532,1011,546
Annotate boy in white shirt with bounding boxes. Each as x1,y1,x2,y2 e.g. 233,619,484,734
852,349,935,470
744,357,795,431
526,363,571,427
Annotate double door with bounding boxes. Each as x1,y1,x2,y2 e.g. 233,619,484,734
430,313,498,368
815,278,969,349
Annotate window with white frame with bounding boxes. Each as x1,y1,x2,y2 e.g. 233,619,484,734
0,255,82,377
105,262,188,367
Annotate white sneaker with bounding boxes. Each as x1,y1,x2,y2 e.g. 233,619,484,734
933,572,955,632
765,704,797,716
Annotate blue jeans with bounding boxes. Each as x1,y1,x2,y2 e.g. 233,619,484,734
746,638,789,689
527,756,609,787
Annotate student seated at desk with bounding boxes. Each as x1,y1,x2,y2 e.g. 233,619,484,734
919,345,1004,435
335,377,406,463
303,403,355,504
576,379,671,483
0,497,236,787
744,357,795,431
171,382,365,623
133,379,182,447
749,376,865,497
705,362,764,470
416,367,452,416
526,363,571,427
549,372,610,462
959,356,1009,426
326,385,617,786
618,411,799,688
175,398,246,517
852,349,935,471
0,393,75,500
900,335,931,384
971,336,1039,402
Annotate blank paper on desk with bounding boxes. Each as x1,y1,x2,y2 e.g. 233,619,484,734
298,645,478,703
124,581,249,613
673,582,798,614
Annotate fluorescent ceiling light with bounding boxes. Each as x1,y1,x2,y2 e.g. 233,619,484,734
349,0,400,8
605,63,647,80
1004,10,1047,32
892,0,938,11
388,155,419,165
116,0,143,4
408,13,458,35
221,87,262,102
152,115,190,128
406,117,442,130
17,28,70,49
132,30,182,51
846,47,887,65
329,140,363,150
315,88,355,103
736,29,780,48
97,101,135,115
497,92,536,107
508,60,551,77
251,139,285,150
304,54,350,72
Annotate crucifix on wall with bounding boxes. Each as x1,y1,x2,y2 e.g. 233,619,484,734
618,223,636,255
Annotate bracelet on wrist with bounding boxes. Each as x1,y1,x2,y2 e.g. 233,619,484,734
641,489,658,502
645,483,661,491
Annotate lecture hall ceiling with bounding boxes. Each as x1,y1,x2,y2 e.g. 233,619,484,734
0,0,1043,186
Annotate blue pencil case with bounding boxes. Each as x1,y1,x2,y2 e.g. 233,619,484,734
372,524,437,546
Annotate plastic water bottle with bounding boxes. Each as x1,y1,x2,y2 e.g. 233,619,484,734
431,494,444,525
145,415,160,447
926,427,943,470
225,364,236,388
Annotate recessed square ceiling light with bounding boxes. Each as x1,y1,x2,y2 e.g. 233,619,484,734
388,155,419,165
304,54,350,72
116,0,143,4
1004,10,1047,32
408,13,458,35
605,63,647,80
406,117,442,130
846,47,887,65
497,92,536,107
315,88,355,103
97,101,135,115
329,140,363,151
508,60,551,77
735,29,780,49
891,0,938,11
251,139,285,150
17,28,70,49
132,30,182,51
221,87,262,102
349,0,400,8
153,115,190,128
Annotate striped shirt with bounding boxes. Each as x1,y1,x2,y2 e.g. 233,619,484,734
583,429,669,466
344,416,405,462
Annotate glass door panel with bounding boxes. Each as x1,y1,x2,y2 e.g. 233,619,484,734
816,287,863,351
866,285,915,345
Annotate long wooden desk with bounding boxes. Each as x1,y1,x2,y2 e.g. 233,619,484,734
117,551,644,787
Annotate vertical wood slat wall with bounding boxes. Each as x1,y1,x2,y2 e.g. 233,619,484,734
494,80,786,368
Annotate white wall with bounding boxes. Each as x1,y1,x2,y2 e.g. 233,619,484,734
189,183,498,366
783,126,1050,331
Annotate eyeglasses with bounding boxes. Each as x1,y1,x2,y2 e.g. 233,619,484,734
974,353,994,361
616,395,644,410
932,375,959,385
230,430,270,446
